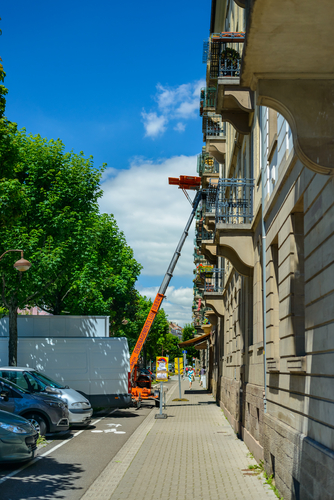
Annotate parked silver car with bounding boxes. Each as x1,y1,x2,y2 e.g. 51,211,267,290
0,367,93,426
0,377,69,435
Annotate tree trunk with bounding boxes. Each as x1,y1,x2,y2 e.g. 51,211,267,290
8,303,18,366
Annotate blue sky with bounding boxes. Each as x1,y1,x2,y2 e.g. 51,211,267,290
1,1,210,325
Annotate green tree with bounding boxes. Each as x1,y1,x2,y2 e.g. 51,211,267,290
0,126,103,364
0,65,143,364
182,323,199,362
35,213,142,330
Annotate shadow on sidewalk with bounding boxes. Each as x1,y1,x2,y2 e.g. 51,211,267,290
184,390,210,395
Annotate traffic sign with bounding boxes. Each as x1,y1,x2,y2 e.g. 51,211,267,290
182,350,187,354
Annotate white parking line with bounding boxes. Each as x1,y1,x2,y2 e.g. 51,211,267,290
0,408,119,485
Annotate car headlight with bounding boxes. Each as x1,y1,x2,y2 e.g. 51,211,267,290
0,422,28,434
71,402,91,409
44,401,67,409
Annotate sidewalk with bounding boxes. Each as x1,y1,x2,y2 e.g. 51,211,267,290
83,378,277,500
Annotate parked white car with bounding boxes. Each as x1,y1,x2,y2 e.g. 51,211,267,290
0,368,93,426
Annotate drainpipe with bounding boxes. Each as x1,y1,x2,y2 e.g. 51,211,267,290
261,133,267,414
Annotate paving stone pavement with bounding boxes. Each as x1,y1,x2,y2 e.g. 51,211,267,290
84,379,277,500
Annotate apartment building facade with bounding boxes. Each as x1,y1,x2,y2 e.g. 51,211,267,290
193,1,334,499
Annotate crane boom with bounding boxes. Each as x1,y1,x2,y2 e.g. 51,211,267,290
129,189,202,373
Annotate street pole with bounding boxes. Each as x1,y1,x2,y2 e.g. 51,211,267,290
159,381,163,415
178,358,181,399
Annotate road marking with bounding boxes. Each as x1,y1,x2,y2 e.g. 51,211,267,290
0,408,119,485
91,423,126,434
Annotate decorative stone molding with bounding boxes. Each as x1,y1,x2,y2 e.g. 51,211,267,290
257,80,334,175
203,292,225,317
205,310,218,326
215,225,254,277
200,242,218,265
217,86,254,135
206,137,226,164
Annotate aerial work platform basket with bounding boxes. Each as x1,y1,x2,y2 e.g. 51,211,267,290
168,175,201,190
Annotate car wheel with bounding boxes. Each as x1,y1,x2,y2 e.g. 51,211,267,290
25,413,48,436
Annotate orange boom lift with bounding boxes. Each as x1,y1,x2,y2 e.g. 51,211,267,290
130,176,202,406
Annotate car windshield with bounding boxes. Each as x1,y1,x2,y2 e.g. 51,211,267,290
30,371,66,389
0,377,30,394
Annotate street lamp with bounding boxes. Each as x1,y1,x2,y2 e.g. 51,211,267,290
0,250,32,271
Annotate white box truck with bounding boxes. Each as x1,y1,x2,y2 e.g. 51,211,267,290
0,316,131,409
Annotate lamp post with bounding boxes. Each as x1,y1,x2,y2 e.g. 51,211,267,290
0,249,32,271
0,250,32,366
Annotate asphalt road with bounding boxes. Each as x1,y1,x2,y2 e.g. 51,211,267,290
0,402,156,500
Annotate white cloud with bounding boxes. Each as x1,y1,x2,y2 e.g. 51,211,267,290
142,79,205,138
174,122,186,132
99,155,197,278
141,111,167,138
138,286,193,326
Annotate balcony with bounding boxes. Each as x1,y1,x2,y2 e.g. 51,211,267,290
202,113,226,163
202,268,226,317
197,152,218,176
199,87,216,116
205,32,254,135
214,178,255,277
197,152,219,189
208,32,245,82
196,226,214,245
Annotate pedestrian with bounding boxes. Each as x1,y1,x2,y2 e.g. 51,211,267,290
199,366,206,387
188,366,195,389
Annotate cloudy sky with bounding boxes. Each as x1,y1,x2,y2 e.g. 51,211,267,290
1,1,210,325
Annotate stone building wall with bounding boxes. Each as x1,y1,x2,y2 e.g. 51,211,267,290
203,2,334,499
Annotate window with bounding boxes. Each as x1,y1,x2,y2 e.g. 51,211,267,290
0,371,30,391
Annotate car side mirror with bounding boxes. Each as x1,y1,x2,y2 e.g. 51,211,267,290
0,390,9,402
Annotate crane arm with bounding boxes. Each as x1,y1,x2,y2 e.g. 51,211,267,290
129,189,202,373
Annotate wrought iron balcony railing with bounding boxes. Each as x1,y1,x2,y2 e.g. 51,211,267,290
215,178,254,225
200,87,216,116
204,268,226,294
219,58,241,78
203,180,218,214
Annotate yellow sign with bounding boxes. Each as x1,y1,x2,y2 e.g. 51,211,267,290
175,357,183,374
156,356,169,382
